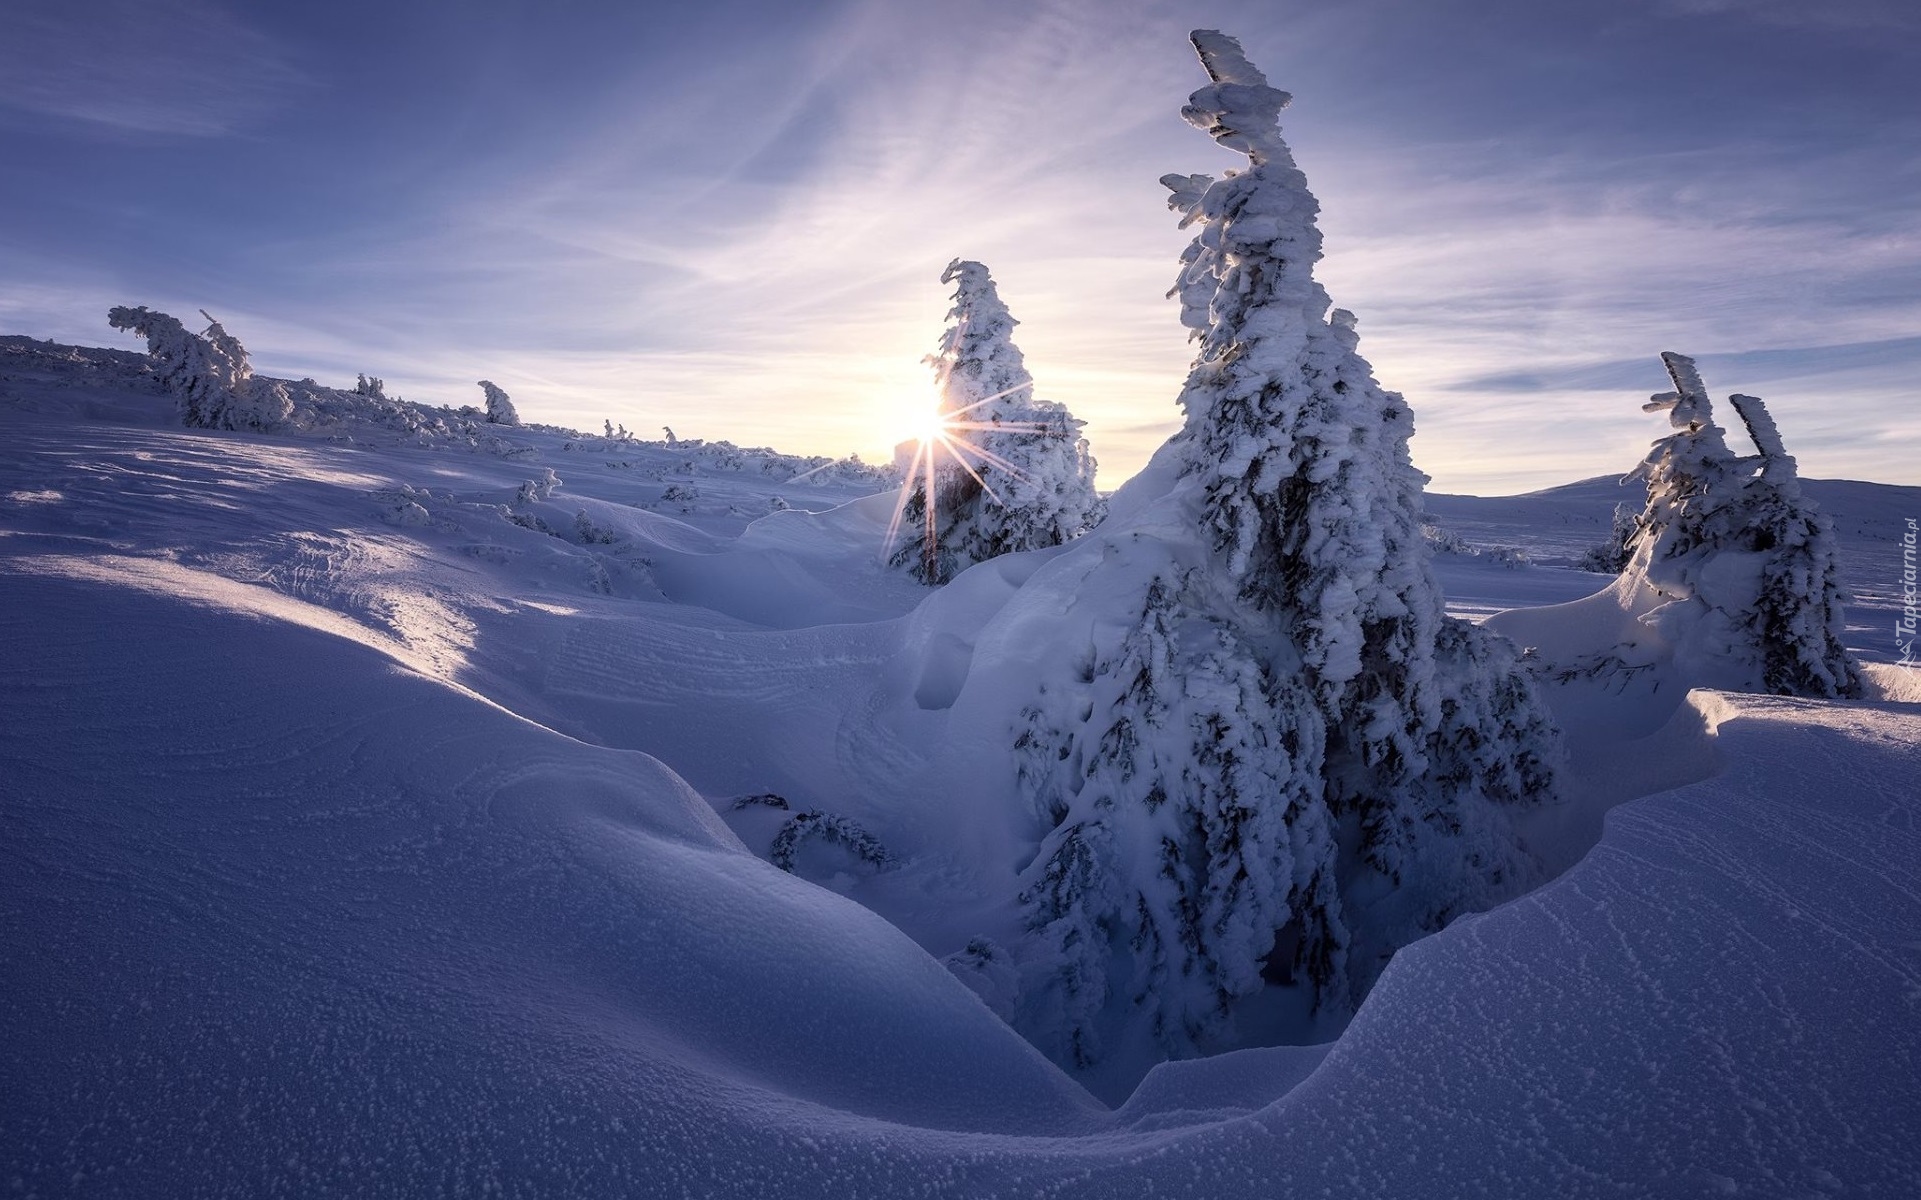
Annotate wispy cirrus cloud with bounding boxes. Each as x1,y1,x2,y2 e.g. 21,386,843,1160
0,0,307,137
1295,124,1921,491
1653,0,1921,35
1451,336,1921,394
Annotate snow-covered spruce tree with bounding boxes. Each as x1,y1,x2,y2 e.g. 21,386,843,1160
107,305,290,431
890,259,1101,584
1624,353,1860,697
997,31,1559,1069
478,380,520,426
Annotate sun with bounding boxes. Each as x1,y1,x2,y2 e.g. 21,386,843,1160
881,382,1047,575
893,390,952,449
907,403,950,446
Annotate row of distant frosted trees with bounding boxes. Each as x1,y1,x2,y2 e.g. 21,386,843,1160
108,305,523,431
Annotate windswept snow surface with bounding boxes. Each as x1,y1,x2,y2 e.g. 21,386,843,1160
5,336,1920,1195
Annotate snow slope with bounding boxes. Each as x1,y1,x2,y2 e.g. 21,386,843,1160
5,336,1920,1195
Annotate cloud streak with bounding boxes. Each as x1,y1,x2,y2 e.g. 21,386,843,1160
0,0,307,137
1451,336,1921,394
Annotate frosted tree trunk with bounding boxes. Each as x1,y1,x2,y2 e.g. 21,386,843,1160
1728,393,1790,480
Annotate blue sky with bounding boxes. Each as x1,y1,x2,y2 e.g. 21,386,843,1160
3,0,1916,492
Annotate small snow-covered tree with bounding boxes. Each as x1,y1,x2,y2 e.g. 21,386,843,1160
108,305,290,431
1624,353,1860,697
1726,392,1860,696
989,31,1560,1069
891,259,1101,583
478,380,520,426
1576,502,1640,574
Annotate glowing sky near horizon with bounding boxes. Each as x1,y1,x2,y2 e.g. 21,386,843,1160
2,0,1917,493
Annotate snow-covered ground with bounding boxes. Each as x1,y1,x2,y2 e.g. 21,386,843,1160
5,335,1919,1196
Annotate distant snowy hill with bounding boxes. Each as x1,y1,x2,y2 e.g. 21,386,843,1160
5,334,1920,1196
1430,472,1920,581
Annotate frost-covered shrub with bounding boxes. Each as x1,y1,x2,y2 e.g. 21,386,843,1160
891,260,1102,583
789,454,895,489
235,378,296,432
729,795,894,879
1421,521,1474,556
511,469,560,510
987,31,1561,1070
730,792,790,811
108,305,290,431
373,484,433,528
1424,522,1528,567
574,510,620,545
1576,503,1640,574
478,380,520,426
1622,353,1860,697
767,810,894,874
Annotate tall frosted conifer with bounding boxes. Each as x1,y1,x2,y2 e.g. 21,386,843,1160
892,260,1100,584
1000,32,1560,1071
1159,30,1558,890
